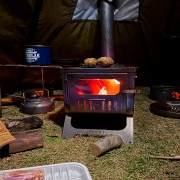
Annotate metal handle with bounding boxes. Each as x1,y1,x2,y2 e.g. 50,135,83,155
63,79,69,103
122,89,141,94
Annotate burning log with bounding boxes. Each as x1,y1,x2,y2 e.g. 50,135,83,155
88,135,123,156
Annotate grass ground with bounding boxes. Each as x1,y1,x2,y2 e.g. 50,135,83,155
0,86,180,180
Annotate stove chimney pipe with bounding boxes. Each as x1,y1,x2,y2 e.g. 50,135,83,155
98,0,115,59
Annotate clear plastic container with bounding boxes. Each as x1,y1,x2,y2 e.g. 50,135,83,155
0,162,92,180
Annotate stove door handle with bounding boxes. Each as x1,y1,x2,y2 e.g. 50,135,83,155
122,89,141,94
63,79,69,103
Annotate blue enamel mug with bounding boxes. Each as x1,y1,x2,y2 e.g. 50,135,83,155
25,45,52,65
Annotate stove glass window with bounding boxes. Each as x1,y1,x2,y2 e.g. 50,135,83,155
75,79,120,95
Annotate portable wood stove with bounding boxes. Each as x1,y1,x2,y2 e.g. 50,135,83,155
61,0,138,143
61,65,137,143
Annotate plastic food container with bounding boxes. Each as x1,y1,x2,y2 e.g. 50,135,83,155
0,162,92,180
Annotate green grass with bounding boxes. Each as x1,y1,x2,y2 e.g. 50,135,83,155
0,87,180,180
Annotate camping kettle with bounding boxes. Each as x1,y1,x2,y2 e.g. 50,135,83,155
20,97,55,114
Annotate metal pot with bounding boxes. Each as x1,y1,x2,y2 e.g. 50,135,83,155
20,97,54,114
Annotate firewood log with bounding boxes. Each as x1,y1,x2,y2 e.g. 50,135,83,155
9,129,44,154
89,135,123,156
0,116,43,133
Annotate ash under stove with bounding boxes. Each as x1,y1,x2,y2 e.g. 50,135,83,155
61,65,137,143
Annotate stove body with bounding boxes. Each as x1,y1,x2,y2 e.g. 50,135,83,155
61,65,137,143
62,65,136,114
61,0,138,143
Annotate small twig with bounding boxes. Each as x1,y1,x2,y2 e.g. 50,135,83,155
150,155,180,160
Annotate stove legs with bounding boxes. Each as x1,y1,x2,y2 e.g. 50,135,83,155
61,115,134,144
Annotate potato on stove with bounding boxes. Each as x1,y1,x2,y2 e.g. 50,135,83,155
97,56,115,67
84,58,98,67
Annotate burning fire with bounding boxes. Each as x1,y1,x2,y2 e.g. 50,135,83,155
75,79,120,95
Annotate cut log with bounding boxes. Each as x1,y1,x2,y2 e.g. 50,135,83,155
89,135,123,156
0,129,44,157
8,129,44,154
0,116,43,133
